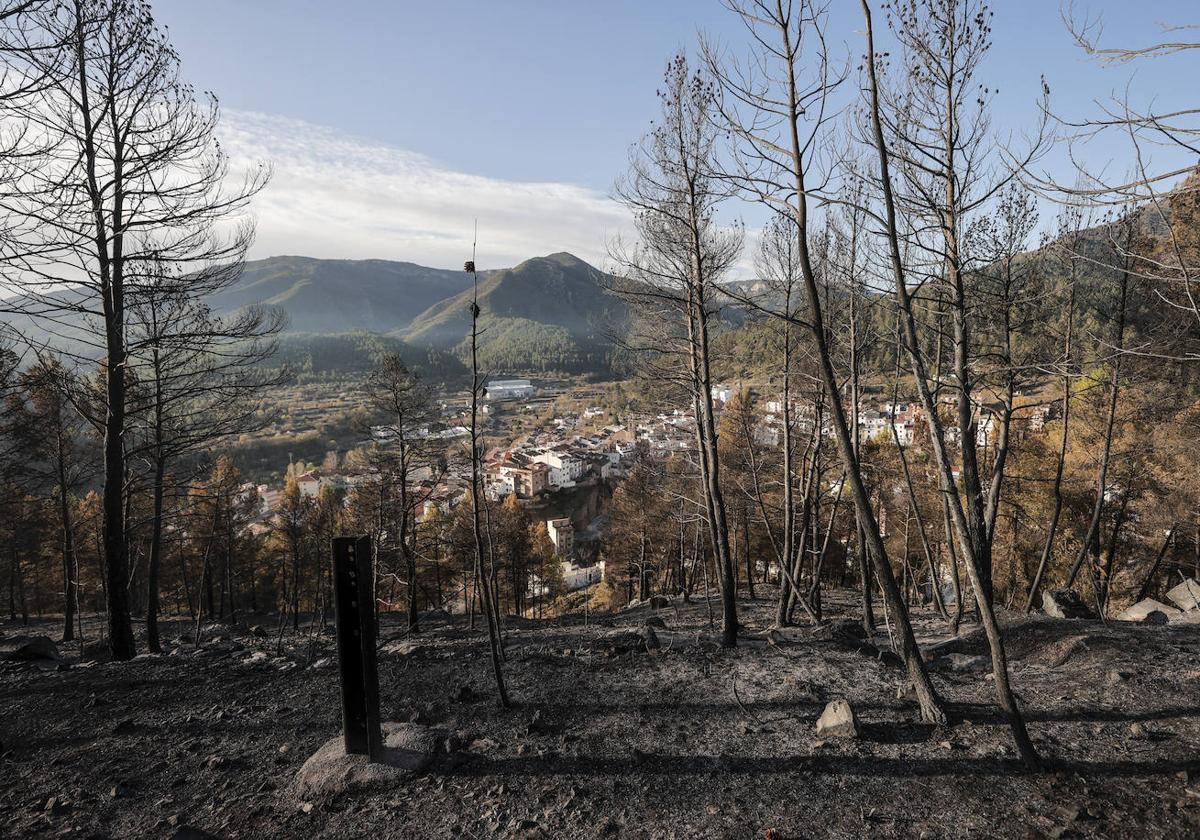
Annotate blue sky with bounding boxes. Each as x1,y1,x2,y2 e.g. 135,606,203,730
153,0,1198,272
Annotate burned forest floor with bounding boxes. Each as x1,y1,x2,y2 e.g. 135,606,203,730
2,589,1199,839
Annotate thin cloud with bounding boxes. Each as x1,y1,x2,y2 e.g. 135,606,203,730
220,110,631,271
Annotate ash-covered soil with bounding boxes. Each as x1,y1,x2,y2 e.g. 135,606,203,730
2,591,1199,839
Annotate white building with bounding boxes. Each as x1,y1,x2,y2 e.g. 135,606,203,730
858,410,888,441
562,561,602,591
532,447,587,487
486,378,535,400
546,517,574,558
976,411,997,448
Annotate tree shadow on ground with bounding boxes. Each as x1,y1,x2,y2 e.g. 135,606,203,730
948,701,1200,725
439,751,1200,780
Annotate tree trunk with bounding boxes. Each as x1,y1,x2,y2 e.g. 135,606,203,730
56,456,78,644
859,0,1038,768
1135,525,1176,602
145,457,167,652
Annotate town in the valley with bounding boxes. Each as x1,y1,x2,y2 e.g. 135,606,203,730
237,373,1062,617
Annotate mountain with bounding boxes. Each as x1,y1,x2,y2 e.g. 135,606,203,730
400,252,630,373
208,255,476,334
0,252,630,377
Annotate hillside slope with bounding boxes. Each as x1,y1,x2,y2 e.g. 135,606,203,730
208,256,476,334
401,252,630,373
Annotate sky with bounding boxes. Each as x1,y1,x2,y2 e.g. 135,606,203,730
152,0,1199,274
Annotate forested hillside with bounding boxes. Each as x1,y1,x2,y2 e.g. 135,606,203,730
401,252,631,373
270,332,465,380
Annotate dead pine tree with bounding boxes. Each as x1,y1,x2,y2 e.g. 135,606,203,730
609,54,742,647
703,0,947,724
4,358,91,643
123,263,282,652
365,354,443,634
0,0,268,659
857,0,1043,769
465,245,510,708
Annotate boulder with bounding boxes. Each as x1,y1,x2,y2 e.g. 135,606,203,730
293,722,447,800
596,630,647,656
1042,589,1096,619
815,700,859,738
811,619,868,642
648,595,671,609
1165,579,1200,612
1115,598,1183,624
0,635,60,662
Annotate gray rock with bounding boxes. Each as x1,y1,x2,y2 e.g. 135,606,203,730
597,630,647,655
815,699,859,738
293,722,448,800
1165,579,1200,612
1042,589,1096,619
0,635,60,661
1115,598,1182,623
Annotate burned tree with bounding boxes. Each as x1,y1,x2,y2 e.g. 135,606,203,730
365,353,441,633
857,0,1043,768
704,0,947,722
124,265,281,652
610,54,742,647
0,0,268,659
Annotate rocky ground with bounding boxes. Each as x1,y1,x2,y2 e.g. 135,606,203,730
1,589,1199,839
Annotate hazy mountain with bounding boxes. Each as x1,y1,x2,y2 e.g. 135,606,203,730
209,255,477,334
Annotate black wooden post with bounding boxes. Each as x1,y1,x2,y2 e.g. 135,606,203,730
332,536,384,761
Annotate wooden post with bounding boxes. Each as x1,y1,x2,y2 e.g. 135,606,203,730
332,536,384,761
